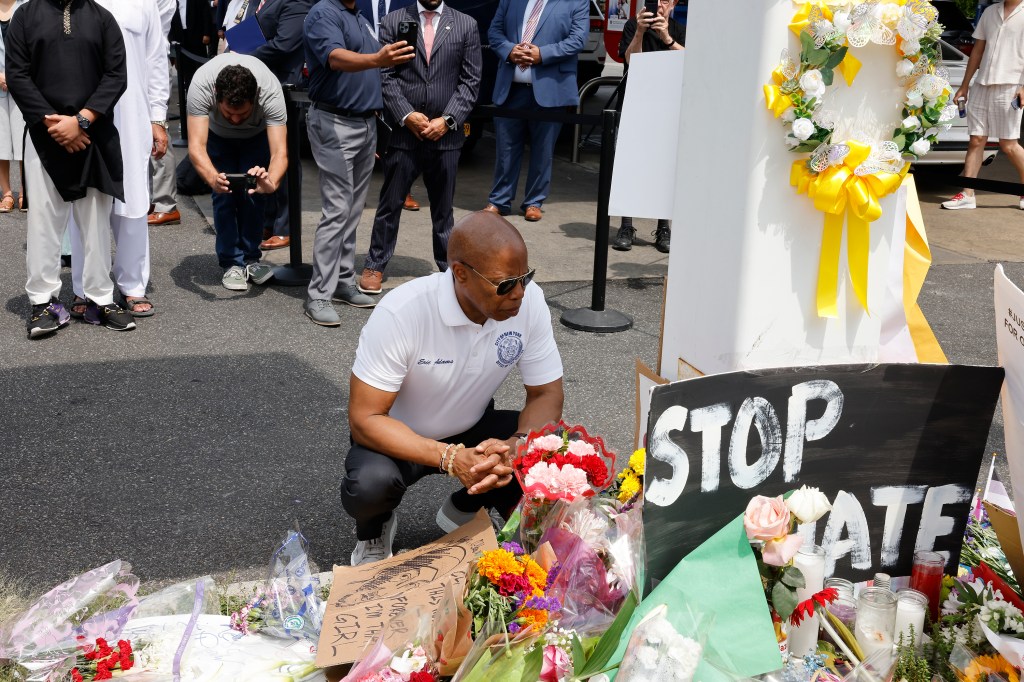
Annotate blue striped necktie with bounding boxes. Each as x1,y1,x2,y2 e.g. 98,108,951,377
377,0,387,27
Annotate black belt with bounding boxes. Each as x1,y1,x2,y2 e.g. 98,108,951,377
313,102,378,118
511,82,533,87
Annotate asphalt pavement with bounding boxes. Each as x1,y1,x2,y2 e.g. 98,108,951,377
1,78,1023,592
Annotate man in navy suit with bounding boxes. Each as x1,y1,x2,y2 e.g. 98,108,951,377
356,0,481,295
484,0,588,222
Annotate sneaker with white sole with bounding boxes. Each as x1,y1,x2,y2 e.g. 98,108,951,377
351,512,398,566
246,262,274,285
941,192,976,210
436,495,479,534
222,265,249,291
1019,195,1024,210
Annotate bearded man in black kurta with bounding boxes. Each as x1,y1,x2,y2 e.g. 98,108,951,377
6,0,135,338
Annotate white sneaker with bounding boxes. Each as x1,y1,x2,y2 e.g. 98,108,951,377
222,265,249,291
351,512,398,566
941,192,976,210
436,495,478,534
1018,195,1024,210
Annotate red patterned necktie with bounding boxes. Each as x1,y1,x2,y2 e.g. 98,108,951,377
518,0,545,71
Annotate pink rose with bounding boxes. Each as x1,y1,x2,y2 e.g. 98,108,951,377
743,495,792,542
760,534,805,566
540,645,572,682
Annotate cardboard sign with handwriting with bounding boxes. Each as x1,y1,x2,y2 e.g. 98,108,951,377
315,510,497,667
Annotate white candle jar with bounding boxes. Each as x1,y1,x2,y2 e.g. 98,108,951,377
855,587,897,660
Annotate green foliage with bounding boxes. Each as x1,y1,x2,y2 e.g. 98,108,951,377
894,627,931,682
570,591,638,680
520,644,544,682
954,0,976,19
772,581,799,621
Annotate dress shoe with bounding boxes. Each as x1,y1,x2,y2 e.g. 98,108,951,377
654,225,671,254
524,206,542,222
403,194,420,211
358,268,384,295
483,204,501,215
260,235,290,250
612,225,637,251
147,209,181,226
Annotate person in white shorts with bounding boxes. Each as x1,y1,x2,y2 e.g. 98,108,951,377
0,0,27,213
943,0,1024,210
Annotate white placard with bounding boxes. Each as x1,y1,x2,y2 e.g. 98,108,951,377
608,50,685,221
994,264,1024,556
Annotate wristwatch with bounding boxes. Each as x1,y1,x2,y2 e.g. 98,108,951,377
76,113,90,130
442,114,456,131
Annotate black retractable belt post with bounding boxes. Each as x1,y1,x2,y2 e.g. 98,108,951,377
171,42,188,148
272,86,313,285
560,108,633,333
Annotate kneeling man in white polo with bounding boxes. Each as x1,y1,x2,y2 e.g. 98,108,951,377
345,211,564,565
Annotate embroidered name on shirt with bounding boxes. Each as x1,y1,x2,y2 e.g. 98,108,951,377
418,358,454,365
494,331,524,368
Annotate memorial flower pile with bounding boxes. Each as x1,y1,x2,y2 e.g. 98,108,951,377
463,542,560,638
351,644,438,682
229,591,268,635
605,448,644,504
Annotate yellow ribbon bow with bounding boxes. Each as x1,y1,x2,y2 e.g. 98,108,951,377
789,140,909,318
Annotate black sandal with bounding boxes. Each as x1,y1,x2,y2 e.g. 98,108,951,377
124,296,155,317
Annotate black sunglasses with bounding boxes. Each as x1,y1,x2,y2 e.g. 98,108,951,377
460,262,536,295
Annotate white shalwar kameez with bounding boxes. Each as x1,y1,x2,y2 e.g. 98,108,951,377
70,0,168,299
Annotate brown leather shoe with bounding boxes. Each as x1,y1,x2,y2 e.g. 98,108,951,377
358,268,384,295
483,204,501,215
524,206,542,222
260,235,290,250
148,209,181,226
403,194,420,211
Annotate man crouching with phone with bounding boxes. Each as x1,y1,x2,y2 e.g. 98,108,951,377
188,54,288,292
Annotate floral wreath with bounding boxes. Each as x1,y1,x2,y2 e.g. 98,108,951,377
763,0,957,318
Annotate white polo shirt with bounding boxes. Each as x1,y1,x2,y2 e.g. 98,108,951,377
352,270,564,440
973,2,1024,86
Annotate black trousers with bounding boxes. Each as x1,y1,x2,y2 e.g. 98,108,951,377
364,144,460,273
341,405,522,540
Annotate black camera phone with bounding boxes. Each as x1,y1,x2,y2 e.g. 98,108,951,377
643,0,659,16
224,173,257,192
397,20,418,52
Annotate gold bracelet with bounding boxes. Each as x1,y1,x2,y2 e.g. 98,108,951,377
439,442,454,473
448,443,463,478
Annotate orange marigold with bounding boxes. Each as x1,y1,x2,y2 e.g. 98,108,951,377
517,608,550,633
520,557,548,597
476,549,523,585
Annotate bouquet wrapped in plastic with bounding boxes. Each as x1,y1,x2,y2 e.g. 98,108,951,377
512,423,615,553
430,582,474,677
462,542,561,639
341,607,439,682
615,603,711,682
0,560,140,681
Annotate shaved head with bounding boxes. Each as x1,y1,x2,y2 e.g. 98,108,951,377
447,211,527,265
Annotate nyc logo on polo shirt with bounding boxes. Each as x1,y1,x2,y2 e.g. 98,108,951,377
495,331,524,368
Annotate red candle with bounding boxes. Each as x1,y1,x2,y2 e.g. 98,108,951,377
910,550,945,621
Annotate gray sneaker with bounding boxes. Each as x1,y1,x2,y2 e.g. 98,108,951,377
333,283,377,308
246,262,274,285
436,495,478,534
222,265,249,291
304,298,341,326
351,512,398,566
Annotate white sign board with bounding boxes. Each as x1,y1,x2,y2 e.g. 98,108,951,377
608,50,685,221
994,264,1024,557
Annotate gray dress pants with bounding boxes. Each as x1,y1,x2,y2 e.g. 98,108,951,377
306,107,376,301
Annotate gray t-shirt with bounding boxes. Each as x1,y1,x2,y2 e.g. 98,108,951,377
186,53,287,139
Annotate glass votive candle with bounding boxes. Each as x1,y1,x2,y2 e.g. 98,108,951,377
825,577,855,600
855,587,897,660
893,589,929,651
909,550,945,622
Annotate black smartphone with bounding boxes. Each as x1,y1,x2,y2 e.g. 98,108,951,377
643,0,658,16
1013,95,1022,111
224,173,257,192
396,20,418,52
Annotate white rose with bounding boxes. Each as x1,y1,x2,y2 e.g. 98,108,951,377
782,108,796,123
917,74,946,100
833,11,851,33
879,3,902,28
786,485,832,524
792,117,815,141
390,650,428,678
800,69,826,99
896,59,915,78
902,38,921,56
906,91,924,108
911,139,931,156
902,115,921,131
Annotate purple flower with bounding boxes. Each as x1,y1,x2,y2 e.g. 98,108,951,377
545,562,562,589
508,622,521,634
522,596,561,612
501,541,525,555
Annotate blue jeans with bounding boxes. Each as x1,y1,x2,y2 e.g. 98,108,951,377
489,84,562,214
206,131,269,269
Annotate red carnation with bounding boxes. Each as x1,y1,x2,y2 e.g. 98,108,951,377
71,669,84,682
497,573,531,597
409,671,437,682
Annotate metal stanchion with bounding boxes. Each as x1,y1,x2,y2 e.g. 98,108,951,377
560,109,633,333
171,43,188,148
272,87,313,285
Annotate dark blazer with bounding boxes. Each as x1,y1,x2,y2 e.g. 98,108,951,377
252,0,316,84
171,0,217,58
379,4,481,151
488,0,588,108
355,0,416,31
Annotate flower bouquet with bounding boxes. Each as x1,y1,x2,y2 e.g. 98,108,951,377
463,542,561,639
614,602,710,682
512,423,615,553
64,638,134,682
344,642,438,682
